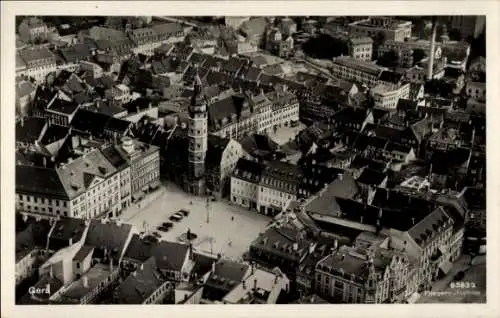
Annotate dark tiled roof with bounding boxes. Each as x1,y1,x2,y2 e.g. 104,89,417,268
305,173,359,216
385,141,412,154
40,124,69,145
85,220,133,263
206,71,233,87
363,123,403,141
202,260,248,301
48,217,87,250
16,117,47,144
221,57,246,74
123,234,158,263
244,67,262,82
379,70,402,84
333,107,368,125
60,43,93,64
16,165,67,198
461,187,486,210
407,207,453,247
101,145,129,170
356,168,387,186
16,219,53,262
250,226,309,261
71,109,109,136
113,256,165,304
206,135,231,168
48,98,80,115
207,95,246,131
74,245,94,262
233,158,265,183
192,252,218,277
261,160,301,194
239,134,279,157
429,148,470,175
397,99,418,112
151,241,190,272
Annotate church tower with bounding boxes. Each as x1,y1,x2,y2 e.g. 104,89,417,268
187,70,208,195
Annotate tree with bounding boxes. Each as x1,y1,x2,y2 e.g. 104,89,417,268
412,48,427,66
448,28,463,42
377,49,399,68
302,34,348,59
424,79,455,98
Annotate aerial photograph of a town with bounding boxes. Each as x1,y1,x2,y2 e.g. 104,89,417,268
14,15,486,305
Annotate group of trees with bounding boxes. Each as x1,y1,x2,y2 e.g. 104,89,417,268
424,78,456,99
302,34,349,59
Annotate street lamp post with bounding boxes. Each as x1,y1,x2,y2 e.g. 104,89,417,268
206,196,210,224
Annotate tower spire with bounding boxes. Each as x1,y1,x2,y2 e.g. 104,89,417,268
187,64,208,196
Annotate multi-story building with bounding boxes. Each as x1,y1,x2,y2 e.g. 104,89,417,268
370,82,410,110
206,136,245,198
18,17,49,43
248,225,310,284
315,245,414,303
449,16,486,39
16,149,122,220
348,37,374,61
113,256,170,304
101,145,132,214
331,56,385,88
231,159,299,216
18,47,57,84
231,158,340,216
88,26,128,42
16,218,54,285
114,136,160,202
378,39,443,68
348,17,412,42
208,90,299,140
404,60,446,83
129,27,162,56
315,246,411,304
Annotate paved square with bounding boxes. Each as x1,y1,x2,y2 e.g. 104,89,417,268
268,123,307,146
118,183,271,260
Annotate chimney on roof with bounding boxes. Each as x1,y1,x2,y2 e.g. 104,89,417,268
309,242,315,254
140,263,144,271
293,242,299,251
253,278,258,291
251,262,255,275
341,254,345,261
82,275,89,288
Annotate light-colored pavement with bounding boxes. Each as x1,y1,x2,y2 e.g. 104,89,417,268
117,183,271,260
417,254,486,303
268,123,307,146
